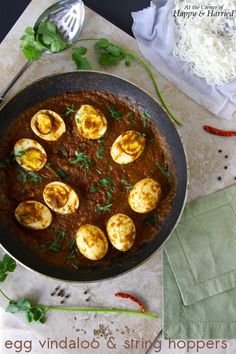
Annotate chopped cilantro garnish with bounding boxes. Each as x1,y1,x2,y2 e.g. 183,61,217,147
17,169,43,183
108,106,121,121
120,178,133,190
155,162,170,177
70,151,91,169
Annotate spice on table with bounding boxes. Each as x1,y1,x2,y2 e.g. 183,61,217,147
203,125,236,136
224,166,228,170
218,176,222,181
115,292,145,312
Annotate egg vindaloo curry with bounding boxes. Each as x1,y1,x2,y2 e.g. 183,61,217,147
0,91,176,269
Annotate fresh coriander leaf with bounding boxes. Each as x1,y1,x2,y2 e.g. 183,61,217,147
20,26,46,60
125,58,132,67
0,255,16,282
72,47,91,70
99,177,114,187
141,111,150,129
64,104,75,117
96,204,112,213
120,178,133,190
36,21,68,53
42,228,66,252
106,190,112,204
94,38,124,67
55,167,68,180
6,297,47,324
70,151,92,169
155,162,170,177
96,145,106,159
2,255,16,272
108,106,121,121
90,185,99,193
28,172,43,183
0,150,25,168
6,298,31,313
29,307,46,323
17,169,27,182
17,169,43,183
6,301,22,313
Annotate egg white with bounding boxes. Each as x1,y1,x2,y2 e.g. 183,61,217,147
14,138,47,171
76,224,108,260
15,200,52,230
31,110,66,141
106,213,136,251
128,178,161,213
111,130,145,164
43,181,79,215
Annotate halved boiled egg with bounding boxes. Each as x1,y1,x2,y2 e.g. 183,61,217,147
106,213,136,251
15,200,52,230
31,110,66,141
76,224,108,260
128,178,161,213
75,104,107,139
14,138,47,171
43,181,79,215
111,130,145,164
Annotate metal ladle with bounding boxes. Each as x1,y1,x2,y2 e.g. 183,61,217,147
0,0,85,105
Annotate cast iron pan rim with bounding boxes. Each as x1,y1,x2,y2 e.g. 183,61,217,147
0,71,188,282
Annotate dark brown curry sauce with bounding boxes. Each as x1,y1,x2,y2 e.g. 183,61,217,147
0,91,176,270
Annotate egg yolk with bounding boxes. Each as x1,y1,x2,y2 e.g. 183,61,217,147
21,148,46,170
82,114,104,135
44,184,69,209
120,131,145,155
17,202,43,224
36,113,53,134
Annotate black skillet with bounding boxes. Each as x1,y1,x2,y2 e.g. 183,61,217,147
0,71,187,281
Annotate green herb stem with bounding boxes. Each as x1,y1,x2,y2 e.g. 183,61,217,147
34,305,158,319
0,289,12,301
75,38,182,125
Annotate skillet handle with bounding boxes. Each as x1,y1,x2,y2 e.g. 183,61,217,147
0,60,32,106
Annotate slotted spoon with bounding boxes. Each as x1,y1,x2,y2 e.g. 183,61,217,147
0,0,85,105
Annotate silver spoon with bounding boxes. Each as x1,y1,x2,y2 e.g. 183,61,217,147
0,0,85,105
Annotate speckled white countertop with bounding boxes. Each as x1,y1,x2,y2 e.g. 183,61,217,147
0,1,236,353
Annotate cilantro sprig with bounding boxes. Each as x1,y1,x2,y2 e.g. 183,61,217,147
20,21,68,61
20,19,181,125
0,289,157,323
0,254,158,322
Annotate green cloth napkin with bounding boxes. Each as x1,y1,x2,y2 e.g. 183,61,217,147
164,184,236,339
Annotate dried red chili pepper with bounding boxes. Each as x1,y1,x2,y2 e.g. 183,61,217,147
115,292,145,312
203,125,236,136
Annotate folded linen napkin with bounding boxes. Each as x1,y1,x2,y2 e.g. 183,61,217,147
132,0,236,120
164,184,236,339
